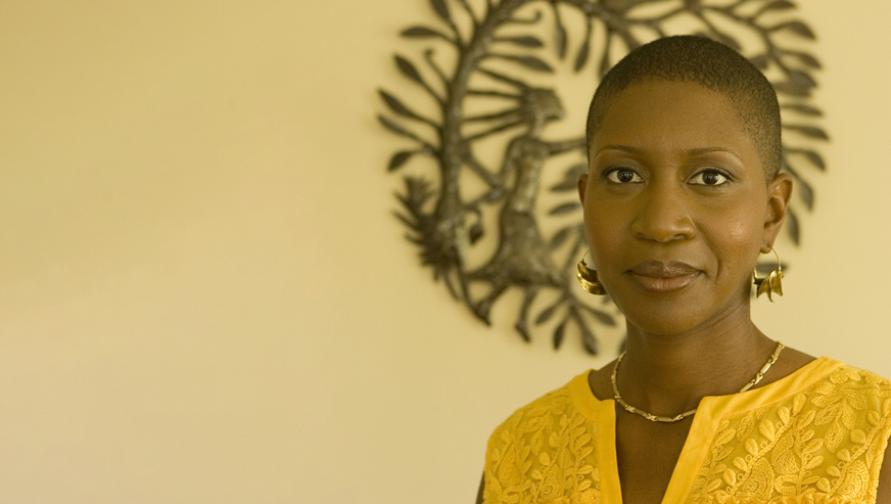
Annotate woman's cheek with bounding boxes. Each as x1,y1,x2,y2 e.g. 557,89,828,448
582,202,619,264
724,219,752,246
706,217,761,281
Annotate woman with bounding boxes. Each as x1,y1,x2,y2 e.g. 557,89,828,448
476,36,891,503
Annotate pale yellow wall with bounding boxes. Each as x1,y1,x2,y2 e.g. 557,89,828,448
1,1,889,503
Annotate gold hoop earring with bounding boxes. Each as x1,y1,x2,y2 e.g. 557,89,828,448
753,247,784,302
577,251,607,295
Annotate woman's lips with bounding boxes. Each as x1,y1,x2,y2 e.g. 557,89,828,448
627,261,701,292
628,271,700,292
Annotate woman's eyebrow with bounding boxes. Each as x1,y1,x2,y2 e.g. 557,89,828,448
595,144,743,163
594,144,643,156
686,147,744,163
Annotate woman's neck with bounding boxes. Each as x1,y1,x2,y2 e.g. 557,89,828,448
616,302,778,416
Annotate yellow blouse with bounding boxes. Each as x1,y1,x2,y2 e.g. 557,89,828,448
483,357,891,503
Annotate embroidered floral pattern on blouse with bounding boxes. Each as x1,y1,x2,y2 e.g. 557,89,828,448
485,388,601,504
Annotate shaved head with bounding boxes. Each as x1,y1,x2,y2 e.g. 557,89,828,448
586,35,781,179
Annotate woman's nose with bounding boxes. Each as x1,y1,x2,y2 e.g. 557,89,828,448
630,182,696,243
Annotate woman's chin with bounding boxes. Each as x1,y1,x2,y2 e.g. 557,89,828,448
611,291,715,336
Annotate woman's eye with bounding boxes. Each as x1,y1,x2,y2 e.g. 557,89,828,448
605,168,643,184
689,169,730,186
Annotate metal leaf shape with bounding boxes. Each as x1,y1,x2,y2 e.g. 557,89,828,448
506,10,543,25
787,50,822,69
782,103,823,117
393,211,417,229
772,81,811,97
786,164,816,209
496,35,544,48
772,21,816,40
552,319,567,349
795,149,826,170
548,202,581,215
694,29,741,52
555,25,567,59
581,304,616,326
496,54,554,72
784,124,829,140
395,55,425,85
574,34,590,72
388,150,415,171
755,0,796,16
549,226,573,249
563,162,587,180
598,40,612,77
400,25,450,39
749,53,769,70
787,69,816,88
549,179,577,192
535,300,561,325
719,33,741,51
797,177,815,210
579,318,598,354
430,0,451,22
379,90,425,121
552,2,567,59
787,207,801,244
378,115,426,144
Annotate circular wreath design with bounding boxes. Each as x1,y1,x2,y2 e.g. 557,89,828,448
378,0,828,354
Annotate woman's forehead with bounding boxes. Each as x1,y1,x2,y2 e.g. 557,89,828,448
591,80,758,161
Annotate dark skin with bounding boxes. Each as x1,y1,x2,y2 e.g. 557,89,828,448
476,80,891,503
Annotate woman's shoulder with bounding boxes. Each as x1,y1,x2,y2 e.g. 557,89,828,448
817,358,891,417
739,354,891,419
751,348,891,402
820,356,891,391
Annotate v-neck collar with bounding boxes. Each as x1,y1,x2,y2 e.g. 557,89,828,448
566,356,841,503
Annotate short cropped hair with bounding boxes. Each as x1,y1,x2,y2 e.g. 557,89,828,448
585,35,781,179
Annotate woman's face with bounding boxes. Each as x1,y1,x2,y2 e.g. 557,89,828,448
577,80,791,335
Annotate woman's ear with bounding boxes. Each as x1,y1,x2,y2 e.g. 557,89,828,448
762,172,794,252
577,173,588,203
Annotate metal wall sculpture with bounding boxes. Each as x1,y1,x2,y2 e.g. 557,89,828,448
378,0,827,354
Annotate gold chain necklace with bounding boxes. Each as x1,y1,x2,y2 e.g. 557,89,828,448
610,341,785,423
